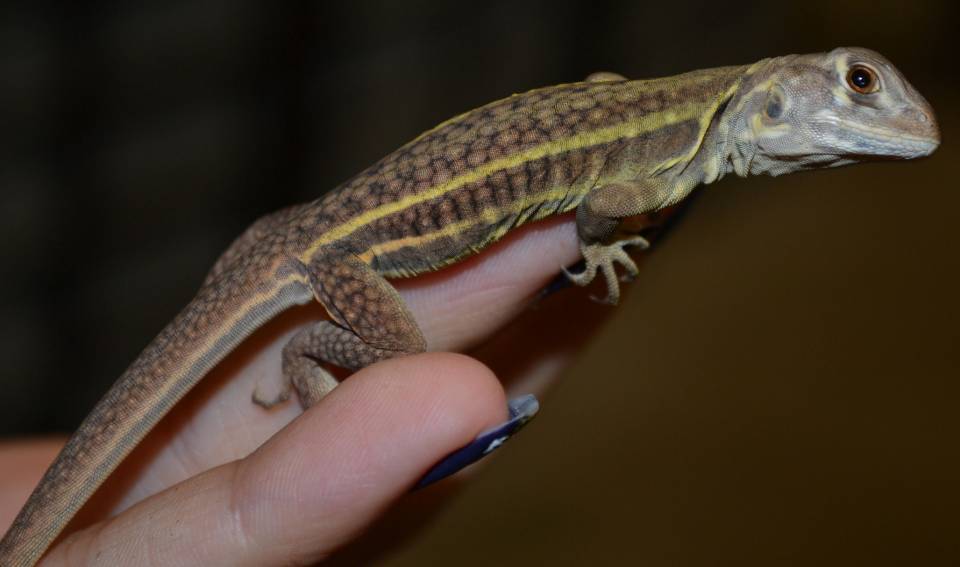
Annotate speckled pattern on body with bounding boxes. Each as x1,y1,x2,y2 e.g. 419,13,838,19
309,65,748,276
2,48,942,566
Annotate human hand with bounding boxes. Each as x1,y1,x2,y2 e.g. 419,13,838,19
1,215,616,565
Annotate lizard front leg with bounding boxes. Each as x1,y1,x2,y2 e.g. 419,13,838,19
256,249,426,409
565,180,668,305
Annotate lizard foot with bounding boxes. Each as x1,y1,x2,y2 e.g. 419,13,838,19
251,385,291,409
253,350,340,410
562,236,649,305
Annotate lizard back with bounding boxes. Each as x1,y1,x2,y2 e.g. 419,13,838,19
296,64,750,277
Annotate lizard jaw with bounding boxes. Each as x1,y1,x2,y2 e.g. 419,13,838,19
807,111,941,160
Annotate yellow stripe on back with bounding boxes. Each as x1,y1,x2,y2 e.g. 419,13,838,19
300,100,709,261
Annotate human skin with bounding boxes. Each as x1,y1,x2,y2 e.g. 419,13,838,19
1,215,609,566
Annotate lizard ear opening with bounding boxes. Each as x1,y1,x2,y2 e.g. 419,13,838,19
763,86,785,121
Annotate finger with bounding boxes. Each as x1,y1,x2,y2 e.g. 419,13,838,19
398,214,580,351
46,352,506,566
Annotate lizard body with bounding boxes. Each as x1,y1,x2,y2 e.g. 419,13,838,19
0,47,939,565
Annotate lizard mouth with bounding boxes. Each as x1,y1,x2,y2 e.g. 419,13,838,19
831,119,940,159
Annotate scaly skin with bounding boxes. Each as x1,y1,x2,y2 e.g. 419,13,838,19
0,47,939,565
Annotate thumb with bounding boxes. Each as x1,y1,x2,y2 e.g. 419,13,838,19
46,352,506,566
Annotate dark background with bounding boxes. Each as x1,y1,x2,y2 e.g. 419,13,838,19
1,1,958,564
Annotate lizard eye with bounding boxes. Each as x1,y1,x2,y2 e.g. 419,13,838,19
846,65,879,94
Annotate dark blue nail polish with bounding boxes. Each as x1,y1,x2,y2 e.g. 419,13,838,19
415,394,539,490
537,263,581,301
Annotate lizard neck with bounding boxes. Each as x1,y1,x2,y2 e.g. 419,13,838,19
715,99,758,182
701,59,777,184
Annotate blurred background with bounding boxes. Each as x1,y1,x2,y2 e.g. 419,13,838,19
1,0,957,564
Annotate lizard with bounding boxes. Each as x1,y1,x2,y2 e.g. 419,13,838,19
0,46,939,565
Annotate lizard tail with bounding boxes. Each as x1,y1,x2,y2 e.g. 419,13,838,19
0,270,312,566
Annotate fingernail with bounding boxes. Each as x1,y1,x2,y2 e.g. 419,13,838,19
536,264,580,302
414,394,540,490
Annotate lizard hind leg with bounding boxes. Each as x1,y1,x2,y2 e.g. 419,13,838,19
585,71,628,83
271,250,427,409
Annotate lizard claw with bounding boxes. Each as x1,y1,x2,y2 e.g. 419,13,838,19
561,264,594,287
563,236,650,305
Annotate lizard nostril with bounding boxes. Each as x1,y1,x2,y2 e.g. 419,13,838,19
904,107,940,142
905,108,928,123
922,110,941,143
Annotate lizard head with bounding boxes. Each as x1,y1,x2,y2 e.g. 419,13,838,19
730,47,940,176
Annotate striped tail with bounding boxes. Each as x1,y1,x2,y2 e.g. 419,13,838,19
0,273,311,566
